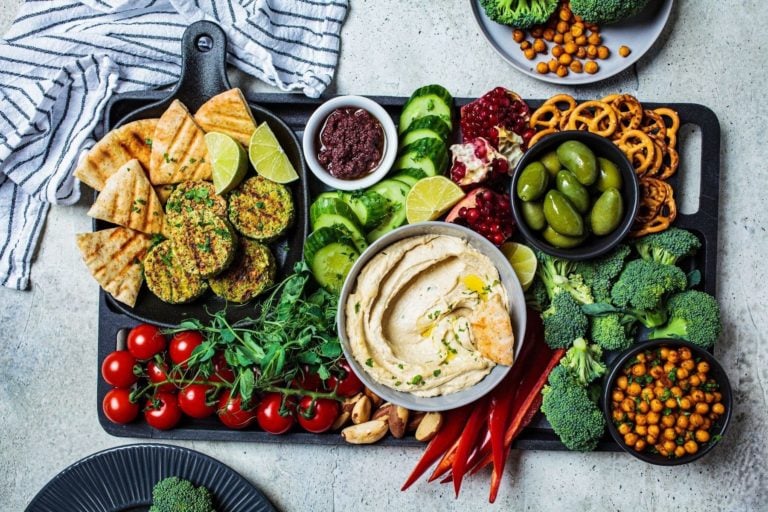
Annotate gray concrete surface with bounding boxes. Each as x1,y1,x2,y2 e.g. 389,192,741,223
1,0,767,510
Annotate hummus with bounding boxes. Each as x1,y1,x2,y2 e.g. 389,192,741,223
345,234,515,397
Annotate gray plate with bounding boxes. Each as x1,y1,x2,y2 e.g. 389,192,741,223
337,222,527,412
471,0,674,85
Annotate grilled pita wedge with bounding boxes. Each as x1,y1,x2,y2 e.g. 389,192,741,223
153,184,176,206
470,293,515,366
74,119,157,191
75,227,151,307
87,159,165,234
149,100,212,185
194,88,257,146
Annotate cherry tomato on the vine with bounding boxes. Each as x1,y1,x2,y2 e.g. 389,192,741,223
144,391,182,430
177,384,217,418
102,388,139,424
297,396,340,434
169,331,203,367
290,365,322,391
209,352,236,384
256,393,296,434
146,359,176,393
325,359,363,398
101,350,138,388
127,324,166,361
217,390,256,429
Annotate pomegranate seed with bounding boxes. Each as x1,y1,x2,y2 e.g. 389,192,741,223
458,207,468,218
466,208,480,224
489,223,500,233
482,190,494,202
491,233,505,245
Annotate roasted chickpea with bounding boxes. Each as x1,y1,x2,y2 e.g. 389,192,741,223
563,32,574,44
689,413,704,427
649,366,664,379
671,386,683,398
530,27,543,38
554,33,564,44
665,398,677,409
660,347,670,360
628,382,642,397
678,397,692,410
662,362,675,374
676,368,689,380
618,422,632,435
564,42,577,54
558,7,571,21
663,439,676,452
612,409,625,422
523,48,536,60
648,424,660,438
689,375,701,387
674,446,687,458
521,40,532,50
624,432,639,446
575,35,587,46
674,426,685,436
618,45,631,58
556,64,568,77
637,401,650,414
587,23,600,32
713,392,723,402
676,415,689,429
626,412,636,421
533,38,547,53
636,352,648,363
570,25,583,37
712,402,725,415
681,359,695,371
543,28,555,41
635,425,648,436
568,60,582,73
641,388,654,401
695,402,710,414
654,387,666,399
684,440,699,454
650,399,664,412
587,32,601,46
612,390,625,402
558,53,573,66
647,435,658,445
704,392,715,404
697,361,710,374
646,411,660,425
634,439,647,452
661,415,676,428
695,430,710,443
536,62,549,74
702,419,712,430
667,350,680,363
690,389,705,403
512,29,526,43
576,47,587,59
548,59,559,72
663,428,676,441
632,364,647,377
636,414,648,426
596,45,610,59
620,398,635,413
552,45,564,58
679,380,691,392
678,347,692,360
556,21,569,33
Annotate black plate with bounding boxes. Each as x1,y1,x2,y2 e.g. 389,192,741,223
26,443,275,512
94,21,309,328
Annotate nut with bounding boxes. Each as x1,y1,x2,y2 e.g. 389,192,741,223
341,420,388,444
415,412,444,442
342,393,364,414
364,387,383,408
351,395,372,425
407,411,426,432
372,402,393,421
330,411,351,431
389,405,410,439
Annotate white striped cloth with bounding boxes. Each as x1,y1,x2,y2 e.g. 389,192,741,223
0,0,348,290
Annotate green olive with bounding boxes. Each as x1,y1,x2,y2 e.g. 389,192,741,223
521,201,546,231
516,162,549,201
590,187,624,236
556,140,598,186
543,190,584,237
555,170,591,214
542,226,587,248
540,151,562,176
595,157,624,192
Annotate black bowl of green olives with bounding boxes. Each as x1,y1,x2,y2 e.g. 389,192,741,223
511,131,639,260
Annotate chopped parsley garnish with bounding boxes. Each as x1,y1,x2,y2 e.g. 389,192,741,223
256,201,265,208
197,238,211,253
354,302,360,314
189,157,197,164
160,250,173,266
410,375,423,385
135,198,146,205
213,227,231,238
433,369,441,377
144,138,152,147
365,358,373,367
427,310,441,320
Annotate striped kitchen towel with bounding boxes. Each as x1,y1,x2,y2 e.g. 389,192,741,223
0,0,348,290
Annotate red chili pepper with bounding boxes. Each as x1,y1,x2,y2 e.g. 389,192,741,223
401,404,472,491
450,397,489,497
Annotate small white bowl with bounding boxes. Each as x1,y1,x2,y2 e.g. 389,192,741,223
302,95,397,191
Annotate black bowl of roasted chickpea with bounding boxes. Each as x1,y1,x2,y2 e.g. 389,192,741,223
602,339,732,465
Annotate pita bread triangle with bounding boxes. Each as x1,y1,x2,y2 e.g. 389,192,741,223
74,119,157,191
149,100,212,185
87,159,166,234
194,88,257,146
75,227,151,307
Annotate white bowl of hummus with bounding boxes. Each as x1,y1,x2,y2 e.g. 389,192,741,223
338,222,527,412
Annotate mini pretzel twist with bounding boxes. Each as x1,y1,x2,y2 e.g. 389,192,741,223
530,104,563,130
566,101,617,137
653,107,680,149
610,95,645,132
616,129,656,176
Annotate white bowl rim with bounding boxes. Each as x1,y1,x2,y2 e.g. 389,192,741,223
302,95,398,192
337,222,528,412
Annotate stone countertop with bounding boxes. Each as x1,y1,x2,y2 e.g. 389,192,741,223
1,1,766,510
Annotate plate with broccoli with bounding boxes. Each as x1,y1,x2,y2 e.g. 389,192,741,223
471,0,674,84
26,444,275,512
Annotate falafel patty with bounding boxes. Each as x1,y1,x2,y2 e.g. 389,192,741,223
209,239,276,303
143,240,208,304
170,209,237,278
228,176,294,242
165,181,227,226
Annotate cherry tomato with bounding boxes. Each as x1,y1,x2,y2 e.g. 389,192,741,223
256,393,295,434
127,324,166,361
297,396,340,434
144,391,182,430
101,350,138,388
290,365,322,391
217,390,256,429
325,359,363,398
102,388,139,424
209,352,235,384
169,331,203,367
177,384,217,418
147,359,176,393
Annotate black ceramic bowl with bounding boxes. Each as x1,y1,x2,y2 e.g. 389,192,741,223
510,131,639,260
602,339,733,465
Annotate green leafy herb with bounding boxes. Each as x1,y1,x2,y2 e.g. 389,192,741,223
365,358,373,367
433,369,441,377
410,374,423,385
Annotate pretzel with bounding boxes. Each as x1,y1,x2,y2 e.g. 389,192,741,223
630,178,677,237
601,94,620,103
528,127,557,147
645,140,665,177
640,110,667,144
542,94,578,113
530,104,563,130
653,107,680,149
657,146,679,180
616,129,656,176
566,101,617,137
610,95,644,131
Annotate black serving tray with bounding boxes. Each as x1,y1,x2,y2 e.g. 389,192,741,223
97,92,720,450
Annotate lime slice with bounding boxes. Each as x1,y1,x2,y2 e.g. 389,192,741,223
405,176,465,224
205,132,247,195
248,123,299,184
501,242,537,291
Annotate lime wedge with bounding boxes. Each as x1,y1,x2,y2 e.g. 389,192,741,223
501,242,537,291
248,123,299,184
205,132,247,195
405,176,465,224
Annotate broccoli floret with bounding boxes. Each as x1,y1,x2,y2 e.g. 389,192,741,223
561,337,606,386
536,250,594,305
574,244,630,302
649,290,721,348
525,277,549,311
569,0,651,25
610,259,687,326
634,227,702,266
541,365,606,451
542,292,588,349
150,477,215,512
590,313,635,351
480,0,559,29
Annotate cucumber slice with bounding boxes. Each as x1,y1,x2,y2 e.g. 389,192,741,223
399,85,453,134
315,191,344,203
401,115,452,146
394,138,449,177
304,226,360,293
391,168,425,187
366,179,411,242
310,197,368,252
339,190,391,230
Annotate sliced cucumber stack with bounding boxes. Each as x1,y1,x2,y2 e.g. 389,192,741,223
339,191,391,230
400,115,452,146
394,138,449,177
399,85,454,134
310,197,368,253
304,226,360,293
366,179,411,242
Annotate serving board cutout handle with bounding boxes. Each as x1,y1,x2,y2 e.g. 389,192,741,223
173,20,231,111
